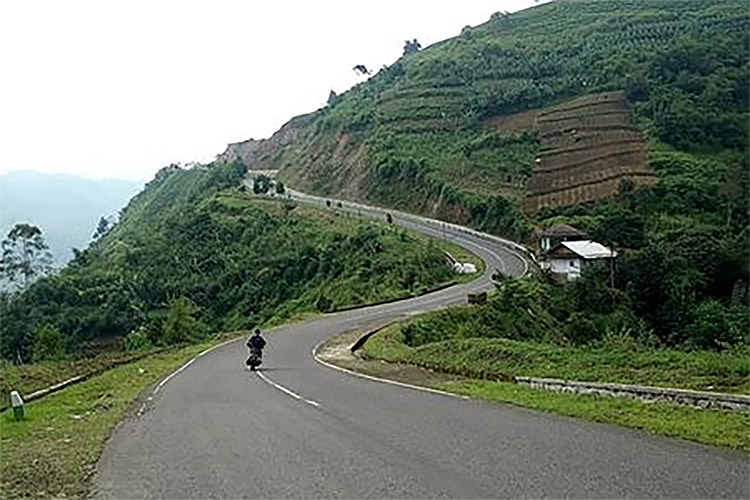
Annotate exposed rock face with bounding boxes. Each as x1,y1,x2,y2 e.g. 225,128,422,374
215,112,316,170
215,138,262,166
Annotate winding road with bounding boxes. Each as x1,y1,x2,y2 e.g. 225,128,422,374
93,189,748,499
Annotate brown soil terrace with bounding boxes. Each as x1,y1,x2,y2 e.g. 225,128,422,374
524,90,655,214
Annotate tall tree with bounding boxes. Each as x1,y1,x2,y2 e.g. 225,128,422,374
93,216,111,239
0,223,53,290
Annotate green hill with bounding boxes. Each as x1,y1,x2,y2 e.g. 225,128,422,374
0,162,454,361
220,0,748,351
228,0,748,240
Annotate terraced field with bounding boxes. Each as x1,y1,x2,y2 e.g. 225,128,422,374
523,91,655,214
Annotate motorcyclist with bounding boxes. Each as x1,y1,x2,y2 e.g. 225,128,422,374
246,329,266,370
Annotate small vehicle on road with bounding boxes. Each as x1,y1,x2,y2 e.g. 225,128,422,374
246,329,266,371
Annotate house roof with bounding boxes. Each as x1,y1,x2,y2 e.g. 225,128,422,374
540,223,587,238
558,240,617,259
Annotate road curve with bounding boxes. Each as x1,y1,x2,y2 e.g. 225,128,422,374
93,190,748,499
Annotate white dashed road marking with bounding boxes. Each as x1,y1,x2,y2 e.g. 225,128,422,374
256,371,320,408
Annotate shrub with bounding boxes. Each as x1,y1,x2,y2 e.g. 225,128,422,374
316,294,332,313
162,297,204,345
565,313,600,346
31,324,63,362
684,299,732,349
122,326,153,351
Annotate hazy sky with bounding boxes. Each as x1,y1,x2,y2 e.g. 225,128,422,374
1,1,543,181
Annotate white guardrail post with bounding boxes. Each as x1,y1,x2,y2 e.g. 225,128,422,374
10,390,24,421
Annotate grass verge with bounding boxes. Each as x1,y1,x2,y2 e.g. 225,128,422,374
438,380,750,452
356,325,750,452
0,349,165,411
362,325,750,394
0,336,239,499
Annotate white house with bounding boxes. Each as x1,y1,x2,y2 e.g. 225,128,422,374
545,240,617,281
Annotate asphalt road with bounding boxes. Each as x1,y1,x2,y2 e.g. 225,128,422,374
93,192,749,499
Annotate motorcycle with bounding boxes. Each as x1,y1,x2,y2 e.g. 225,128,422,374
246,345,263,371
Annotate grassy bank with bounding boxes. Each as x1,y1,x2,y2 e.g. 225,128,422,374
0,349,165,410
439,380,750,452
358,325,750,451
363,324,750,394
0,336,238,499
429,236,486,284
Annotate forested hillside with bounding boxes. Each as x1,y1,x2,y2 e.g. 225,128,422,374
0,161,453,361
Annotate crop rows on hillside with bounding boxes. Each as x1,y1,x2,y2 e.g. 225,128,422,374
524,91,655,214
539,127,643,151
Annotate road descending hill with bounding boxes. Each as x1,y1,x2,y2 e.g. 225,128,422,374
93,193,748,499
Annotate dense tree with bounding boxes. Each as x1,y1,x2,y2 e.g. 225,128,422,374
253,175,272,194
0,223,53,290
93,216,111,239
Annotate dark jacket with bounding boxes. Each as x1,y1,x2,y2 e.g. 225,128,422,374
247,334,266,350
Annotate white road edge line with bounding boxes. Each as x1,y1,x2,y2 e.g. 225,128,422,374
256,371,320,408
312,339,470,401
153,336,243,395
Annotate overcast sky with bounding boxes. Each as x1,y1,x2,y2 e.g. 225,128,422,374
1,1,543,181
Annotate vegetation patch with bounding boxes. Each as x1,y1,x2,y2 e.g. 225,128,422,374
438,380,750,452
0,337,234,499
354,326,750,451
0,349,163,411
1,162,455,363
362,322,750,394
273,0,748,239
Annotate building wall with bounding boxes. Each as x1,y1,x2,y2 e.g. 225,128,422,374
549,257,581,280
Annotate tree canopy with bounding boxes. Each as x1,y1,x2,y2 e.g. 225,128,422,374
0,223,53,291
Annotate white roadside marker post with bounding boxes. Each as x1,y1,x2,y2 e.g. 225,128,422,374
10,391,24,421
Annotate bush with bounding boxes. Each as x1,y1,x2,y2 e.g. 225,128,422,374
565,313,601,346
31,324,63,362
316,294,332,313
684,300,733,349
162,297,204,345
121,326,153,351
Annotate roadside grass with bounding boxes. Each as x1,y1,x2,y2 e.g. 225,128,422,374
427,236,486,284
438,380,750,452
357,324,750,451
362,325,750,394
0,349,164,410
0,337,238,499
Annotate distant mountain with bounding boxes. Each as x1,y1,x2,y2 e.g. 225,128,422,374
0,170,143,267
